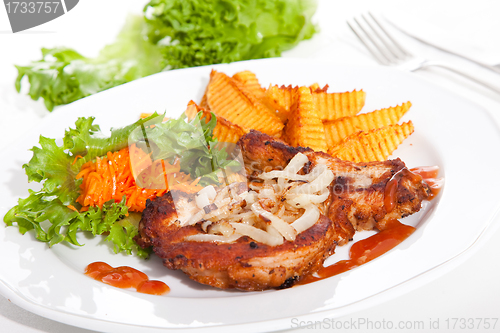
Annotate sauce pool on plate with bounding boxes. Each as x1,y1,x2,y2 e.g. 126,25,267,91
85,166,442,290
298,165,442,285
410,166,443,200
298,219,416,285
85,262,170,295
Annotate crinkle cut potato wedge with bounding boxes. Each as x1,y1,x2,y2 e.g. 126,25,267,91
265,84,366,124
211,116,248,144
310,83,329,93
205,70,284,137
184,100,198,121
314,88,366,121
185,101,247,144
324,101,412,147
232,70,278,117
309,82,321,91
198,111,248,144
200,70,269,112
265,84,299,123
328,121,414,163
199,91,210,110
284,86,328,152
196,68,413,163
232,70,266,100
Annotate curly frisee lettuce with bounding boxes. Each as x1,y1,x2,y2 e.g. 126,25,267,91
3,112,239,258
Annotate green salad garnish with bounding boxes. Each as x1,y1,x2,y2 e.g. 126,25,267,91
15,0,318,111
3,112,239,258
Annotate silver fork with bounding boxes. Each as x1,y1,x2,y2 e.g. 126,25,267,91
348,12,500,95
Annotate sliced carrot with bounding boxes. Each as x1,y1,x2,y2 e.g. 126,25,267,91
75,145,201,212
72,155,83,165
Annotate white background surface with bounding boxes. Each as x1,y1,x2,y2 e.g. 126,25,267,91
0,1,500,332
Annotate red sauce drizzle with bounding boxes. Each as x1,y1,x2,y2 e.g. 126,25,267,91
85,262,170,295
384,170,404,213
297,165,442,286
137,280,171,295
410,166,443,200
385,166,442,213
298,220,415,285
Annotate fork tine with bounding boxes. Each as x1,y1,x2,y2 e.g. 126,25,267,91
368,12,411,58
361,13,405,61
349,12,500,94
348,12,415,66
347,20,391,65
352,17,396,65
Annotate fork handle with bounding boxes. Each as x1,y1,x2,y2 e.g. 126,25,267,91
420,61,500,95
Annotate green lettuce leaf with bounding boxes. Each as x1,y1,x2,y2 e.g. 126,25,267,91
15,0,317,111
144,0,318,69
130,112,240,185
4,112,237,258
15,15,164,111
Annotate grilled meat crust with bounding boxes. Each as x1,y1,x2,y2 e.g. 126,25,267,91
239,131,312,175
136,191,336,290
136,130,430,291
241,131,430,244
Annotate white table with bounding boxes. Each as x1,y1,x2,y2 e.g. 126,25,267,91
1,1,499,332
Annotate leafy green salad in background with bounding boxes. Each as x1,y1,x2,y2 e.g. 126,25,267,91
15,0,318,111
3,112,239,257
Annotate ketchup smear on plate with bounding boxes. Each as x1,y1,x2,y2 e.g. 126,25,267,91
85,262,170,295
298,165,442,285
85,167,442,290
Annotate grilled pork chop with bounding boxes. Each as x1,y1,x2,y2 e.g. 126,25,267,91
136,131,431,291
240,131,431,245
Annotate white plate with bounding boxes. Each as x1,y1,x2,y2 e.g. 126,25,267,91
1,58,500,332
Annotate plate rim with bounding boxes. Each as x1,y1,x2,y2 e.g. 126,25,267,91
2,58,500,332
